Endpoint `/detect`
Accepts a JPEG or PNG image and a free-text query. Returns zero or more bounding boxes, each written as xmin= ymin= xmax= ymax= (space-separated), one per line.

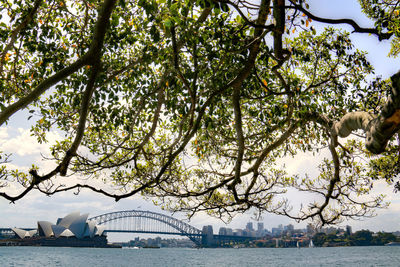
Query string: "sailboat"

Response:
xmin=297 ymin=241 xmax=300 ymax=248
xmin=309 ymin=239 xmax=314 ymax=248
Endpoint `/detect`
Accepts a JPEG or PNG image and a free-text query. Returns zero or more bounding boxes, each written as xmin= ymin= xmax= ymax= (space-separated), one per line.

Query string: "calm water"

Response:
xmin=1 ymin=246 xmax=400 ymax=266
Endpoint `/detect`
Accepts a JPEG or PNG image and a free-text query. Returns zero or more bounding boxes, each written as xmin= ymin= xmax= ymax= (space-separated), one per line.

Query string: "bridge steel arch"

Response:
xmin=88 ymin=210 xmax=203 ymax=246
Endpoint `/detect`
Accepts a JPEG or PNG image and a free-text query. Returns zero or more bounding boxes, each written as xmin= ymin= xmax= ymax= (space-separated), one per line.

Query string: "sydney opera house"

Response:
xmin=8 ymin=212 xmax=117 ymax=248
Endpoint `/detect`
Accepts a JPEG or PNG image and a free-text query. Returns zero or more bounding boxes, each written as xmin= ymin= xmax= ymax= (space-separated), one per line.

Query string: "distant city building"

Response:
xmin=219 ymin=227 xmax=227 ymax=235
xmin=346 ymin=225 xmax=352 ymax=235
xmin=202 ymin=225 xmax=213 ymax=235
xmin=202 ymin=225 xmax=214 ymax=246
xmin=322 ymin=226 xmax=339 ymax=235
xmin=392 ymin=231 xmax=400 ymax=237
xmin=226 ymin=228 xmax=233 ymax=235
xmin=256 ymin=222 xmax=265 ymax=237
xmin=219 ymin=227 xmax=233 ymax=236
xmin=284 ymin=224 xmax=294 ymax=232
xmin=271 ymin=227 xmax=282 ymax=237
xmin=234 ymin=229 xmax=244 ymax=236
xmin=306 ymin=224 xmax=315 ymax=235
xmin=246 ymin=222 xmax=254 ymax=231
xmin=126 ymin=236 xmax=206 ymax=248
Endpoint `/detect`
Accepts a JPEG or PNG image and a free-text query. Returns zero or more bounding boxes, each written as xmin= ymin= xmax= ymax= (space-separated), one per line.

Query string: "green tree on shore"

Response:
xmin=312 ymin=230 xmax=398 ymax=247
xmin=1 ymin=0 xmax=400 ymax=226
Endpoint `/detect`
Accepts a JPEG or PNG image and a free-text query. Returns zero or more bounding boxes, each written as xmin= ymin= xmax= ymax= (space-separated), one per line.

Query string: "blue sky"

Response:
xmin=1 ymin=0 xmax=400 ymax=242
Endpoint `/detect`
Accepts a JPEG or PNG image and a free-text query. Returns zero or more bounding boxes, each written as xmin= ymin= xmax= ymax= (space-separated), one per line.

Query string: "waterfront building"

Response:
xmin=11 ymin=228 xmax=37 ymax=239
xmin=34 ymin=212 xmax=106 ymax=239
xmin=7 ymin=212 xmax=114 ymax=248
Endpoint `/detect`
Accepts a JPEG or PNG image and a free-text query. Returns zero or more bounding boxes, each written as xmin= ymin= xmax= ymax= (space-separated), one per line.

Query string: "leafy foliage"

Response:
xmin=313 ymin=230 xmax=397 ymax=247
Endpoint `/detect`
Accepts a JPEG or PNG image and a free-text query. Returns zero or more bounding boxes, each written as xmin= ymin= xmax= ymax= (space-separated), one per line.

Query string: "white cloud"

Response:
xmin=0 ymin=128 xmax=61 ymax=157
xmin=0 ymin=127 xmax=8 ymax=140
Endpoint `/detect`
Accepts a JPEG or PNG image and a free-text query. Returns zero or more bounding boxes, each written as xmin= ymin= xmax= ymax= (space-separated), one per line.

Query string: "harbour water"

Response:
xmin=1 ymin=246 xmax=400 ymax=266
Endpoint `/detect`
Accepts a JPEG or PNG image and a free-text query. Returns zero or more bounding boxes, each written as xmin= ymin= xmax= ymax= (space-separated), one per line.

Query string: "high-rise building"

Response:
xmin=246 ymin=222 xmax=254 ymax=231
xmin=202 ymin=225 xmax=214 ymax=246
xmin=285 ymin=224 xmax=294 ymax=232
xmin=202 ymin=225 xmax=213 ymax=235
xmin=257 ymin=222 xmax=264 ymax=231
xmin=306 ymin=224 xmax=315 ymax=235
xmin=234 ymin=229 xmax=244 ymax=236
xmin=346 ymin=225 xmax=352 ymax=235
xmin=219 ymin=227 xmax=234 ymax=236
xmin=271 ymin=227 xmax=282 ymax=236
xmin=219 ymin=227 xmax=227 ymax=235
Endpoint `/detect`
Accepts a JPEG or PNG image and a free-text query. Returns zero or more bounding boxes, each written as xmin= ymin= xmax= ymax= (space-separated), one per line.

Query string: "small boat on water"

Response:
xmin=309 ymin=240 xmax=314 ymax=248
xmin=385 ymin=242 xmax=400 ymax=246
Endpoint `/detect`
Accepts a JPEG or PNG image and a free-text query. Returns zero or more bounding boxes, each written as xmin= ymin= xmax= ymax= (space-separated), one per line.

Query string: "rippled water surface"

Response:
xmin=1 ymin=246 xmax=400 ymax=266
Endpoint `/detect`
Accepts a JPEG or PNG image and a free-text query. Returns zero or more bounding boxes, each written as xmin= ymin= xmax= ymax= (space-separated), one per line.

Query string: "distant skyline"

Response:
xmin=1 ymin=0 xmax=400 ymax=242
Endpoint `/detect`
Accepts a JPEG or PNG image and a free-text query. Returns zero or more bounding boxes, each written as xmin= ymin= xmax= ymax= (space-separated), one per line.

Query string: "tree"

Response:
xmin=371 ymin=231 xmax=397 ymax=245
xmin=349 ymin=230 xmax=373 ymax=246
xmin=0 ymin=0 xmax=400 ymax=227
xmin=312 ymin=232 xmax=327 ymax=247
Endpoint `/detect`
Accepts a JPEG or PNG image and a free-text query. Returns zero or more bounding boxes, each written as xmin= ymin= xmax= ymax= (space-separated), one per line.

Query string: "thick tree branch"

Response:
xmin=59 ymin=64 xmax=102 ymax=175
xmin=273 ymin=0 xmax=285 ymax=60
xmin=332 ymin=71 xmax=400 ymax=154
xmin=0 ymin=56 xmax=89 ymax=126
xmin=226 ymin=0 xmax=271 ymax=203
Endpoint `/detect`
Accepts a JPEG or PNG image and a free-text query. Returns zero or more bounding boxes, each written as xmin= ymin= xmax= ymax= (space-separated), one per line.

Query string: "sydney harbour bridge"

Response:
xmin=0 ymin=210 xmax=255 ymax=247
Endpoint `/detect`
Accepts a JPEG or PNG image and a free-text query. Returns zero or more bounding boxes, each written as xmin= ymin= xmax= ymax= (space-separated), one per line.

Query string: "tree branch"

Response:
xmin=229 ymin=0 xmax=270 ymax=197
xmin=332 ymin=70 xmax=400 ymax=154
xmin=0 ymin=0 xmax=118 ymax=126
xmin=0 ymin=0 xmax=43 ymax=73
xmin=288 ymin=0 xmax=392 ymax=40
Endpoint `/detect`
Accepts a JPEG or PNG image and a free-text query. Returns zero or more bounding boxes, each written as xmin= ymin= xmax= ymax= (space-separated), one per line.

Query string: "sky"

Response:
xmin=1 ymin=0 xmax=400 ymax=242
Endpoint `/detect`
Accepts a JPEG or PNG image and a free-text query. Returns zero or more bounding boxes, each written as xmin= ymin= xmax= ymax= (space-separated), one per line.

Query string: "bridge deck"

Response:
xmin=104 ymin=230 xmax=202 ymax=236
